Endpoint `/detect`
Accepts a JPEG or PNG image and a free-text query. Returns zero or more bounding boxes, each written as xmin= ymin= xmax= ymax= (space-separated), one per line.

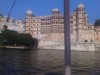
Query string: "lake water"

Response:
xmin=0 ymin=49 xmax=100 ymax=75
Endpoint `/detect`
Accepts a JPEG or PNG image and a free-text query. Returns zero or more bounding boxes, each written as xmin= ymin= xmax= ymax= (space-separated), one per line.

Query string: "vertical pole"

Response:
xmin=7 ymin=0 xmax=16 ymax=22
xmin=0 ymin=16 xmax=1 ymax=32
xmin=64 ymin=0 xmax=71 ymax=75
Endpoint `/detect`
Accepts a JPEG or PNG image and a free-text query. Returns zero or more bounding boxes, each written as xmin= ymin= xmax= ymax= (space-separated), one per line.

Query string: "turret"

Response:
xmin=25 ymin=9 xmax=33 ymax=34
xmin=26 ymin=9 xmax=33 ymax=17
xmin=75 ymin=3 xmax=86 ymax=42
xmin=52 ymin=8 xmax=60 ymax=15
xmin=76 ymin=3 xmax=86 ymax=25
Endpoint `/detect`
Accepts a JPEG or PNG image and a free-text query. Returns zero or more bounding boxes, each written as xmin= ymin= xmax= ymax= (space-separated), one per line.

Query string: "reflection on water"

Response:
xmin=0 ymin=49 xmax=100 ymax=75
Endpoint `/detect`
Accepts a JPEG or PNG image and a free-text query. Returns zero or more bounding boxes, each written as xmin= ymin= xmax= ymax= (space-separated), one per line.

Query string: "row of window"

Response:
xmin=53 ymin=26 xmax=64 ymax=29
xmin=27 ymin=17 xmax=64 ymax=22
xmin=52 ymin=17 xmax=64 ymax=19
xmin=41 ymin=27 xmax=51 ymax=30
xmin=71 ymin=14 xmax=86 ymax=19
xmin=74 ymin=8 xmax=85 ymax=12
xmin=28 ymin=18 xmax=64 ymax=22
xmin=28 ymin=21 xmax=64 ymax=26
xmin=77 ymin=8 xmax=84 ymax=11
xmin=41 ymin=17 xmax=64 ymax=21
xmin=86 ymin=26 xmax=92 ymax=29
xmin=52 ymin=21 xmax=64 ymax=24
xmin=41 ymin=23 xmax=50 ymax=25
xmin=41 ymin=22 xmax=64 ymax=25
xmin=70 ymin=20 xmax=84 ymax=23
xmin=53 ymin=30 xmax=64 ymax=33
xmin=52 ymin=11 xmax=59 ymax=14
xmin=41 ymin=31 xmax=52 ymax=34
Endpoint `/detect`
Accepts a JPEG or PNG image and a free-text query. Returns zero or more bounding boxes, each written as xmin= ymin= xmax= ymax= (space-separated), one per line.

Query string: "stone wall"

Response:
xmin=71 ymin=43 xmax=95 ymax=51
xmin=39 ymin=40 xmax=96 ymax=52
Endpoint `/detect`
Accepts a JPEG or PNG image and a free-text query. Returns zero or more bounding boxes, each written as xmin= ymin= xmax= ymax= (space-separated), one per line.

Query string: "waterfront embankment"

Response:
xmin=0 ymin=46 xmax=34 ymax=49
xmin=39 ymin=40 xmax=100 ymax=52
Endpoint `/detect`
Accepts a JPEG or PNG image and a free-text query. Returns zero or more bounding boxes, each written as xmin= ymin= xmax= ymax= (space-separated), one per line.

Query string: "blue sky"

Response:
xmin=0 ymin=0 xmax=100 ymax=23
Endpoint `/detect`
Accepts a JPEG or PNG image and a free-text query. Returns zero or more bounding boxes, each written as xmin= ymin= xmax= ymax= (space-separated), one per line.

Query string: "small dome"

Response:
xmin=11 ymin=18 xmax=14 ymax=20
xmin=78 ymin=3 xmax=84 ymax=8
xmin=4 ymin=15 xmax=7 ymax=18
xmin=26 ymin=9 xmax=32 ymax=14
xmin=52 ymin=8 xmax=59 ymax=11
xmin=85 ymin=14 xmax=88 ymax=16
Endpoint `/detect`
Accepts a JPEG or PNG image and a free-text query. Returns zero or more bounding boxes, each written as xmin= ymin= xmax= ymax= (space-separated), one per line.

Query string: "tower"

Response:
xmin=25 ymin=10 xmax=33 ymax=34
xmin=51 ymin=8 xmax=63 ymax=33
xmin=52 ymin=8 xmax=60 ymax=15
xmin=75 ymin=3 xmax=86 ymax=42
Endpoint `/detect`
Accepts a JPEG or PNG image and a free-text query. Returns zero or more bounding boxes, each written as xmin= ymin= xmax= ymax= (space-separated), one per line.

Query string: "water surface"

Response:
xmin=0 ymin=49 xmax=100 ymax=75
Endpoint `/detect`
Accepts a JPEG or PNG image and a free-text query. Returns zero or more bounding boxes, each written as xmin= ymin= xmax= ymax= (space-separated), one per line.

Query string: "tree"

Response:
xmin=95 ymin=19 xmax=100 ymax=26
xmin=3 ymin=25 xmax=8 ymax=31
xmin=0 ymin=29 xmax=39 ymax=48
xmin=1 ymin=30 xmax=18 ymax=45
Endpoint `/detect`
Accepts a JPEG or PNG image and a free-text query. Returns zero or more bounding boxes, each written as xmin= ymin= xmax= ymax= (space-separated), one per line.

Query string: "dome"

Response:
xmin=26 ymin=9 xmax=32 ymax=14
xmin=78 ymin=3 xmax=84 ymax=8
xmin=4 ymin=15 xmax=7 ymax=18
xmin=85 ymin=14 xmax=88 ymax=16
xmin=52 ymin=8 xmax=59 ymax=11
xmin=11 ymin=18 xmax=14 ymax=20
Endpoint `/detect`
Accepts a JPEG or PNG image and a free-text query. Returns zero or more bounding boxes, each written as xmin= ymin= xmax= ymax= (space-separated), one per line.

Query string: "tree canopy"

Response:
xmin=95 ymin=19 xmax=100 ymax=26
xmin=0 ymin=28 xmax=38 ymax=48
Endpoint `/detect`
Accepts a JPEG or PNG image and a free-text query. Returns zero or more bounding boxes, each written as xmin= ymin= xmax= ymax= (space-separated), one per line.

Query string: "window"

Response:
xmin=79 ymin=9 xmax=81 ymax=11
xmin=97 ymin=38 xmax=98 ymax=40
xmin=70 ymin=21 xmax=73 ymax=23
xmin=71 ymin=16 xmax=73 ymax=19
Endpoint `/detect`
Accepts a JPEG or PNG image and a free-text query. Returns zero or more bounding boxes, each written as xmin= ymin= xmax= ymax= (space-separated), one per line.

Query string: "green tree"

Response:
xmin=0 ymin=29 xmax=39 ymax=48
xmin=3 ymin=25 xmax=8 ymax=31
xmin=1 ymin=30 xmax=18 ymax=45
xmin=95 ymin=19 xmax=100 ymax=26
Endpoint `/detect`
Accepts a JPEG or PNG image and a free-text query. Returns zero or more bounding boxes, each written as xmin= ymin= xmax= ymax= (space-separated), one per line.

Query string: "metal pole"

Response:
xmin=7 ymin=0 xmax=16 ymax=22
xmin=0 ymin=17 xmax=1 ymax=31
xmin=64 ymin=0 xmax=71 ymax=75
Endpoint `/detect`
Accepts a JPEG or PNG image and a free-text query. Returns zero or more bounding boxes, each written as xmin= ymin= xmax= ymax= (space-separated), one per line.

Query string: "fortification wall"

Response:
xmin=39 ymin=40 xmax=96 ymax=51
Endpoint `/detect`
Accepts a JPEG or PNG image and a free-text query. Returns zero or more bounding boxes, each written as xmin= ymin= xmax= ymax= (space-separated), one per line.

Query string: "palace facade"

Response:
xmin=25 ymin=3 xmax=100 ymax=44
xmin=0 ymin=3 xmax=100 ymax=50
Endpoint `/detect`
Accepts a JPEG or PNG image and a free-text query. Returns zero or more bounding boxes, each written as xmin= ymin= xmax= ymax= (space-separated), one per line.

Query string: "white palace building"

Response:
xmin=0 ymin=14 xmax=25 ymax=33
xmin=1 ymin=3 xmax=100 ymax=51
xmin=25 ymin=3 xmax=100 ymax=51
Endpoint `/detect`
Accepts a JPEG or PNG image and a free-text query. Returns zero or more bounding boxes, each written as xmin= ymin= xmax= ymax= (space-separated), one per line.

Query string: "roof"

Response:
xmin=78 ymin=3 xmax=84 ymax=8
xmin=52 ymin=8 xmax=59 ymax=11
xmin=26 ymin=9 xmax=32 ymax=14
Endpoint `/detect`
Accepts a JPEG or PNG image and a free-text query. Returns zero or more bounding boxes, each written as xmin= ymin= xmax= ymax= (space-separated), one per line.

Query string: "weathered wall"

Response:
xmin=39 ymin=40 xmax=96 ymax=51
